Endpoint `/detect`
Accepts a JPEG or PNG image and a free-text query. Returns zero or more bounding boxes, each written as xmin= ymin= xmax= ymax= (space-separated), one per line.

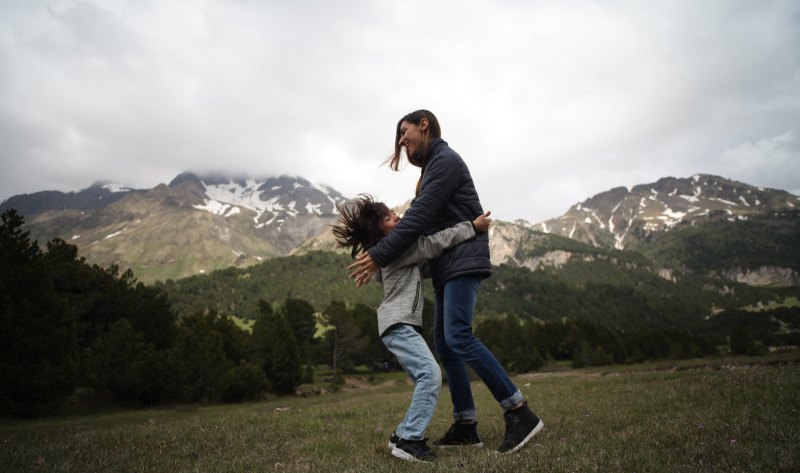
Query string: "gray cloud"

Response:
xmin=1 ymin=0 xmax=798 ymax=223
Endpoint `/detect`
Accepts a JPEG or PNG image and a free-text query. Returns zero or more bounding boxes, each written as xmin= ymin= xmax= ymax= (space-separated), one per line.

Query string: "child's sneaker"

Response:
xmin=497 ymin=402 xmax=544 ymax=454
xmin=391 ymin=438 xmax=437 ymax=463
xmin=433 ymin=422 xmax=484 ymax=448
xmin=387 ymin=431 xmax=399 ymax=449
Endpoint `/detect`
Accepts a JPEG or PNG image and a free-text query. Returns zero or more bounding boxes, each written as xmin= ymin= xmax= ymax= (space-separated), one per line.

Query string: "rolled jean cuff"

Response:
xmin=499 ymin=389 xmax=525 ymax=411
xmin=453 ymin=409 xmax=477 ymax=422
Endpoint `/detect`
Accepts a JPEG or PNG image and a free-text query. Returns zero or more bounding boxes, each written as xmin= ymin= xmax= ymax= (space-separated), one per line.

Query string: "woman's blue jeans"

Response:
xmin=434 ymin=276 xmax=524 ymax=421
xmin=381 ymin=324 xmax=442 ymax=440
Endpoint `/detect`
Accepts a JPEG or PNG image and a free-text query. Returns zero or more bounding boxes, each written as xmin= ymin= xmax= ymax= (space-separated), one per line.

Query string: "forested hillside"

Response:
xmin=627 ymin=210 xmax=800 ymax=278
xmin=3 ymin=208 xmax=799 ymax=417
xmin=162 ymin=249 xmax=796 ymax=330
xmin=0 ymin=210 xmax=315 ymax=416
xmin=157 ymin=251 xmax=383 ymax=319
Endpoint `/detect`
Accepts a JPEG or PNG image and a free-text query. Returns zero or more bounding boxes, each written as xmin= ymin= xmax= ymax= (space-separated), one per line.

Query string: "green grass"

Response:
xmin=744 ymin=296 xmax=800 ymax=312
xmin=230 ymin=316 xmax=255 ymax=333
xmin=2 ymin=356 xmax=799 ymax=472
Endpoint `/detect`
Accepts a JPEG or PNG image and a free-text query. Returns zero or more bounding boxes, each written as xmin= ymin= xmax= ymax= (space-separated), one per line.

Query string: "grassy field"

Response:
xmin=2 ymin=355 xmax=799 ymax=472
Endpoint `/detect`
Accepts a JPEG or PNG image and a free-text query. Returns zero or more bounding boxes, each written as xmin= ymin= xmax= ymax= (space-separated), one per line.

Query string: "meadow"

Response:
xmin=1 ymin=354 xmax=798 ymax=473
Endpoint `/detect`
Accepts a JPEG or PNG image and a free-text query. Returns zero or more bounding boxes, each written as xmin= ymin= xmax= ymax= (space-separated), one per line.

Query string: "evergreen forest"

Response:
xmin=2 ymin=209 xmax=798 ymax=417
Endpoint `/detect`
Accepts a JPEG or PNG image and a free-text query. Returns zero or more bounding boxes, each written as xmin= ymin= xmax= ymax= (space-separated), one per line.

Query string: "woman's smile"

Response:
xmin=398 ymin=120 xmax=425 ymax=165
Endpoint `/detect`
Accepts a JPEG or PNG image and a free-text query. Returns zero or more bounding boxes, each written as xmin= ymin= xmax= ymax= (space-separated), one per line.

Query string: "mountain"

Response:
xmin=522 ymin=174 xmax=800 ymax=287
xmin=531 ymin=174 xmax=799 ymax=249
xmin=0 ymin=181 xmax=138 ymax=215
xmin=294 ymin=200 xmax=799 ymax=289
xmin=4 ymin=172 xmax=799 ymax=289
xmin=292 ymin=201 xmax=598 ymax=269
xmin=2 ymin=172 xmax=347 ymax=282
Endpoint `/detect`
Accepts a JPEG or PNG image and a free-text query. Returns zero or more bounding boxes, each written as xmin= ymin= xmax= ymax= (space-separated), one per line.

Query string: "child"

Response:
xmin=331 ymin=194 xmax=491 ymax=463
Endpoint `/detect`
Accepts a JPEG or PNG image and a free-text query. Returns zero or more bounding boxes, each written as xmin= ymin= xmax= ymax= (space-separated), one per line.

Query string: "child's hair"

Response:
xmin=331 ymin=194 xmax=391 ymax=258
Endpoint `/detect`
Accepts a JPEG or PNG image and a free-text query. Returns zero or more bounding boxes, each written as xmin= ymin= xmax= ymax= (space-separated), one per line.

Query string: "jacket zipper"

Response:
xmin=412 ymin=280 xmax=421 ymax=312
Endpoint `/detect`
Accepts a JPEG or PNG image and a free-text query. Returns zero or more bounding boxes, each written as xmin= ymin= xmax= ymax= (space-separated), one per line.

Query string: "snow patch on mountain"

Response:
xmin=306 ymin=202 xmax=322 ymax=215
xmin=652 ymin=211 xmax=684 ymax=228
xmin=286 ymin=201 xmax=298 ymax=217
xmin=710 ymin=197 xmax=738 ymax=206
xmin=102 ymin=182 xmax=133 ymax=193
xmin=190 ymin=176 xmax=345 ymax=228
xmin=195 ymin=199 xmax=235 ymax=216
xmin=104 ymin=229 xmax=125 ymax=239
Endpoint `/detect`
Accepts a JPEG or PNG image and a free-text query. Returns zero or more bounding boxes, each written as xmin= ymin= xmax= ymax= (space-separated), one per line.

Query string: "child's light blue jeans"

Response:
xmin=381 ymin=324 xmax=442 ymax=441
xmin=434 ymin=276 xmax=524 ymax=422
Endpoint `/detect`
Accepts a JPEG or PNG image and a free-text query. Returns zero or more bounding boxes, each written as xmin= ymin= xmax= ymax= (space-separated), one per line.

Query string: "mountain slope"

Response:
xmin=532 ymin=174 xmax=799 ymax=249
xmin=161 ymin=246 xmax=796 ymax=331
xmin=11 ymin=172 xmax=347 ymax=282
xmin=5 ymin=172 xmax=799 ymax=288
xmin=0 ymin=181 xmax=138 ymax=215
xmin=626 ymin=209 xmax=800 ymax=285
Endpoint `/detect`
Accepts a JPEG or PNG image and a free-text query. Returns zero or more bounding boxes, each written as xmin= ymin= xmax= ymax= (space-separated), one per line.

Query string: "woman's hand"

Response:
xmin=472 ymin=211 xmax=492 ymax=233
xmin=347 ymin=252 xmax=379 ymax=288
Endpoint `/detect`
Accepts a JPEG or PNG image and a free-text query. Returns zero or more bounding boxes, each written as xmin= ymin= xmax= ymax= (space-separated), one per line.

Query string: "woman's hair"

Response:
xmin=387 ymin=109 xmax=442 ymax=171
xmin=331 ymin=194 xmax=391 ymax=258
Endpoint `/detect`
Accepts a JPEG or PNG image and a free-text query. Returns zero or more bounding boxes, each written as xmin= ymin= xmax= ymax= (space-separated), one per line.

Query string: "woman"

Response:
xmin=348 ymin=110 xmax=543 ymax=454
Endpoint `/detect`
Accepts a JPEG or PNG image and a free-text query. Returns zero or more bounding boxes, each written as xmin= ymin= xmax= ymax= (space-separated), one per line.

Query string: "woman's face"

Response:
xmin=398 ymin=119 xmax=427 ymax=165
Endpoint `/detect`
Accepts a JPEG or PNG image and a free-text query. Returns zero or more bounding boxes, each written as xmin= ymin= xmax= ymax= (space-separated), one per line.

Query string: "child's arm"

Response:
xmin=389 ymin=211 xmax=492 ymax=269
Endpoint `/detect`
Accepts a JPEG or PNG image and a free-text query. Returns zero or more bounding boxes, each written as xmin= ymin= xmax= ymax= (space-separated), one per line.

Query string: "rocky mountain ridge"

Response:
xmin=0 ymin=181 xmax=137 ymax=216
xmin=3 ymin=172 xmax=798 ymax=286
xmin=530 ymin=174 xmax=799 ymax=249
xmin=2 ymin=172 xmax=346 ymax=282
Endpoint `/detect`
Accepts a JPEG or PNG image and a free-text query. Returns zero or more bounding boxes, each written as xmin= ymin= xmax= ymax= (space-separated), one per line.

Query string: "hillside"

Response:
xmin=532 ymin=174 xmax=800 ymax=250
xmin=161 ymin=247 xmax=797 ymax=331
xmin=0 ymin=181 xmax=137 ymax=215
xmin=157 ymin=251 xmax=383 ymax=319
xmin=3 ymin=172 xmax=798 ymax=289
xmin=627 ymin=209 xmax=800 ymax=285
xmin=4 ymin=173 xmax=347 ymax=282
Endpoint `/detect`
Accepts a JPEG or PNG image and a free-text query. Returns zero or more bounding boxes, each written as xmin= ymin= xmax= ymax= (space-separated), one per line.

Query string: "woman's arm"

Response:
xmin=349 ymin=209 xmax=490 ymax=288
xmin=370 ymin=154 xmax=462 ymax=265
xmin=348 ymin=155 xmax=462 ymax=287
xmin=392 ymin=212 xmax=491 ymax=268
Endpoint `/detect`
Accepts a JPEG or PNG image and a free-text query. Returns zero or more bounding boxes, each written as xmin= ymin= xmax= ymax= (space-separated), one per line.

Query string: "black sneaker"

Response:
xmin=497 ymin=402 xmax=544 ymax=454
xmin=391 ymin=438 xmax=437 ymax=463
xmin=433 ymin=422 xmax=484 ymax=448
xmin=387 ymin=432 xmax=399 ymax=449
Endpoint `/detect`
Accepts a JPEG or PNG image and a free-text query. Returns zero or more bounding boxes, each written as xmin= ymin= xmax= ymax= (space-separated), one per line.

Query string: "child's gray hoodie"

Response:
xmin=374 ymin=222 xmax=477 ymax=337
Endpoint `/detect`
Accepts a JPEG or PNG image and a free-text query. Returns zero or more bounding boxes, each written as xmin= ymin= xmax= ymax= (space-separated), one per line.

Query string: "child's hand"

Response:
xmin=473 ymin=211 xmax=492 ymax=232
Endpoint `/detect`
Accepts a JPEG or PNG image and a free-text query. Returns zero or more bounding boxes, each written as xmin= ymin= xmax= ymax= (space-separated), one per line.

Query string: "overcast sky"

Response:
xmin=1 ymin=0 xmax=798 ymax=223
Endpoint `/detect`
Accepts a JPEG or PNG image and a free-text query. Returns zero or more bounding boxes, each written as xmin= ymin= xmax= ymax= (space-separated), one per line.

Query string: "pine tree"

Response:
xmin=0 ymin=210 xmax=78 ymax=416
xmin=283 ymin=298 xmax=316 ymax=345
xmin=283 ymin=298 xmax=316 ymax=367
xmin=167 ymin=313 xmax=232 ymax=402
xmin=729 ymin=326 xmax=754 ymax=355
xmin=88 ymin=318 xmax=165 ymax=404
xmin=252 ymin=300 xmax=302 ymax=394
xmin=323 ymin=301 xmax=368 ymax=385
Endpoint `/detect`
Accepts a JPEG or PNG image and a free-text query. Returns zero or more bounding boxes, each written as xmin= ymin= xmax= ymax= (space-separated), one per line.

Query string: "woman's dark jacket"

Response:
xmin=367 ymin=138 xmax=491 ymax=289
